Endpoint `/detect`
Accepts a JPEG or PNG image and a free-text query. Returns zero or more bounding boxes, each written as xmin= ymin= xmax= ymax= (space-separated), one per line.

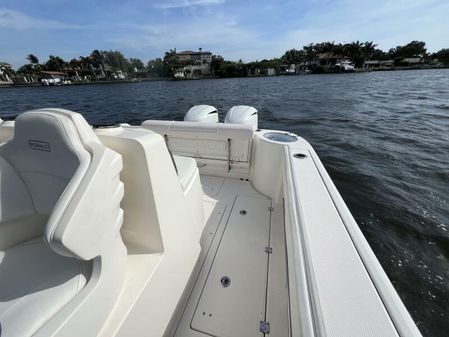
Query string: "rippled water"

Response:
xmin=1 ymin=69 xmax=448 ymax=337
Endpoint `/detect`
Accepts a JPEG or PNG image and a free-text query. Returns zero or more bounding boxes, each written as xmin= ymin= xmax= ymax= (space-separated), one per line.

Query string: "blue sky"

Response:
xmin=1 ymin=0 xmax=448 ymax=68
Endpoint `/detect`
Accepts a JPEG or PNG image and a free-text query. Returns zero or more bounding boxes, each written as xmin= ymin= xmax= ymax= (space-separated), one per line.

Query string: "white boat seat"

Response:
xmin=141 ymin=120 xmax=255 ymax=178
xmin=0 ymin=109 xmax=125 ymax=336
xmin=174 ymin=155 xmax=198 ymax=191
xmin=0 ymin=214 xmax=48 ymax=250
xmin=0 ymin=238 xmax=91 ymax=337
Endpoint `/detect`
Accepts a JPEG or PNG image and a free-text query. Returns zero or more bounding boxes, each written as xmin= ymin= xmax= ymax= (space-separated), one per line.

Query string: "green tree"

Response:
xmin=90 ymin=50 xmax=106 ymax=77
xmin=363 ymin=41 xmax=377 ymax=61
xmin=102 ymin=50 xmax=130 ymax=73
xmin=26 ymin=54 xmax=39 ymax=66
xmin=281 ymin=49 xmax=305 ymax=64
xmin=129 ymin=58 xmax=145 ymax=71
xmin=162 ymin=49 xmax=180 ymax=77
xmin=434 ymin=49 xmax=449 ymax=65
xmin=211 ymin=55 xmax=224 ymax=76
xmin=147 ymin=58 xmax=164 ymax=77
xmin=45 ymin=55 xmax=66 ymax=72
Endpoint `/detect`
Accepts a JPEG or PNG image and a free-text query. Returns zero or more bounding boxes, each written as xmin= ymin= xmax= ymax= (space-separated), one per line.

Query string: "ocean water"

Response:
xmin=1 ymin=69 xmax=448 ymax=337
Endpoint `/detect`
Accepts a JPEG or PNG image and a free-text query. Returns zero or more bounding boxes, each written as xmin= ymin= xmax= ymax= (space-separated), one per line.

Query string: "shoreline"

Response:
xmin=1 ymin=66 xmax=447 ymax=88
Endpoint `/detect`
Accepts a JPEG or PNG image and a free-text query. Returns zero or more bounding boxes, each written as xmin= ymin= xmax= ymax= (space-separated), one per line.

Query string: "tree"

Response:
xmin=26 ymin=54 xmax=39 ymax=66
xmin=147 ymin=58 xmax=164 ymax=77
xmin=434 ymin=49 xmax=449 ymax=65
xmin=281 ymin=49 xmax=305 ymax=64
xmin=45 ymin=55 xmax=66 ymax=72
xmin=90 ymin=50 xmax=106 ymax=77
xmin=389 ymin=41 xmax=427 ymax=59
xmin=211 ymin=55 xmax=224 ymax=76
xmin=129 ymin=58 xmax=145 ymax=71
xmin=102 ymin=50 xmax=129 ymax=73
xmin=163 ymin=49 xmax=180 ymax=77
xmin=363 ymin=41 xmax=377 ymax=61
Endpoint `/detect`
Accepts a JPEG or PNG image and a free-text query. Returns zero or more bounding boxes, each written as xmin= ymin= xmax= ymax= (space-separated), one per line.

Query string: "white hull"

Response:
xmin=0 ymin=110 xmax=422 ymax=337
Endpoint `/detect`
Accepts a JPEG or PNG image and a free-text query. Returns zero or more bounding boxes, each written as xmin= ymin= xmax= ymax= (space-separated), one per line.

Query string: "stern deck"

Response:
xmin=172 ymin=176 xmax=290 ymax=337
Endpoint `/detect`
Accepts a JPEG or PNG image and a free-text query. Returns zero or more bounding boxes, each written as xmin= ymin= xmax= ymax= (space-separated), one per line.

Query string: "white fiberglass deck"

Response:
xmin=172 ymin=176 xmax=290 ymax=337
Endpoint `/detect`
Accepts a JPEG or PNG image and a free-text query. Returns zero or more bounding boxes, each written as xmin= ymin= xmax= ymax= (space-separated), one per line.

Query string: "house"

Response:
xmin=175 ymin=48 xmax=212 ymax=76
xmin=176 ymin=48 xmax=212 ymax=65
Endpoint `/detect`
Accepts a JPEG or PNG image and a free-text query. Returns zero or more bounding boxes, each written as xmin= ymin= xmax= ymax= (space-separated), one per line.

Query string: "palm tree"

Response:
xmin=346 ymin=40 xmax=364 ymax=67
xmin=363 ymin=41 xmax=377 ymax=61
xmin=26 ymin=54 xmax=39 ymax=66
xmin=90 ymin=50 xmax=106 ymax=77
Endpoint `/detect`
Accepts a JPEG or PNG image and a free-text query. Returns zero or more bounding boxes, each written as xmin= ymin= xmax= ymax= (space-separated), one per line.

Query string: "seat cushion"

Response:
xmin=0 ymin=214 xmax=48 ymax=250
xmin=174 ymin=155 xmax=198 ymax=191
xmin=0 ymin=238 xmax=91 ymax=337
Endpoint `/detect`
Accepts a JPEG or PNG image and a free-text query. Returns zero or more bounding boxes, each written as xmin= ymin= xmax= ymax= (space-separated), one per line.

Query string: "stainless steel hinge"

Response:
xmin=268 ymin=206 xmax=274 ymax=212
xmin=260 ymin=321 xmax=270 ymax=334
xmin=265 ymin=246 xmax=272 ymax=254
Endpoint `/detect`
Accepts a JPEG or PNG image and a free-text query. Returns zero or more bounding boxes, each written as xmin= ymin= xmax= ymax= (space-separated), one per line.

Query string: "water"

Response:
xmin=1 ymin=69 xmax=448 ymax=337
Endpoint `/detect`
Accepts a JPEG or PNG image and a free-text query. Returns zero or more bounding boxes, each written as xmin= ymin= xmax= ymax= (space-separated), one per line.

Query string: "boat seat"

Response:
xmin=0 ymin=214 xmax=48 ymax=250
xmin=0 ymin=238 xmax=90 ymax=337
xmin=0 ymin=109 xmax=124 ymax=337
xmin=174 ymin=155 xmax=198 ymax=191
xmin=141 ymin=120 xmax=255 ymax=178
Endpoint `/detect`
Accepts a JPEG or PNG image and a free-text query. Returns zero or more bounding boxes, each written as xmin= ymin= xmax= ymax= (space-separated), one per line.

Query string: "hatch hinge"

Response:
xmin=268 ymin=206 xmax=274 ymax=212
xmin=265 ymin=246 xmax=272 ymax=254
xmin=260 ymin=321 xmax=270 ymax=334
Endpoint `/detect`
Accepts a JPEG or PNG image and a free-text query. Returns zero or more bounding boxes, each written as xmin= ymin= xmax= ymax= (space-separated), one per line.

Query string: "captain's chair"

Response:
xmin=0 ymin=109 xmax=126 ymax=337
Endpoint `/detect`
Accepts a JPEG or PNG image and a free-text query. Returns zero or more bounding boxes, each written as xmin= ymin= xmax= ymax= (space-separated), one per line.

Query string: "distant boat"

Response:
xmin=335 ymin=60 xmax=356 ymax=72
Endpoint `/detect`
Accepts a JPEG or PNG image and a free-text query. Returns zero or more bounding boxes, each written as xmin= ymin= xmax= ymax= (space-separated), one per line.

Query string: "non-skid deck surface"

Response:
xmin=173 ymin=176 xmax=289 ymax=337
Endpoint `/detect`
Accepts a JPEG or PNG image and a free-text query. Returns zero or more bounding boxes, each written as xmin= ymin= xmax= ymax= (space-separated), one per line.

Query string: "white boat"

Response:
xmin=335 ymin=60 xmax=356 ymax=72
xmin=0 ymin=107 xmax=422 ymax=337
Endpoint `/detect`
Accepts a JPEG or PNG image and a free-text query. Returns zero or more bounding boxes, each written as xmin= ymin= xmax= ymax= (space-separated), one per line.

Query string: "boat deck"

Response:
xmin=172 ymin=176 xmax=290 ymax=337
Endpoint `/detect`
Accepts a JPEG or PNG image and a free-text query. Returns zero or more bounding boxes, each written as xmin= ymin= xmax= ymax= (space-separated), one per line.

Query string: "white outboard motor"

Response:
xmin=184 ymin=105 xmax=219 ymax=123
xmin=224 ymin=105 xmax=258 ymax=129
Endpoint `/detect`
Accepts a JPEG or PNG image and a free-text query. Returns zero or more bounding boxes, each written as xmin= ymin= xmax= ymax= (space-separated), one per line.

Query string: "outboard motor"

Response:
xmin=184 ymin=105 xmax=219 ymax=123
xmin=224 ymin=105 xmax=258 ymax=129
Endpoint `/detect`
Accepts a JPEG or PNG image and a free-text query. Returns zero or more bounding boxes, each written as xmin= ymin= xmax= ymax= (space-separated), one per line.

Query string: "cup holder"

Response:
xmin=263 ymin=132 xmax=298 ymax=143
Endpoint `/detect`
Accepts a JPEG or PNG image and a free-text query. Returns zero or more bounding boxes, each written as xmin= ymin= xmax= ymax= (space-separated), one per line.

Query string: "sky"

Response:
xmin=1 ymin=0 xmax=448 ymax=68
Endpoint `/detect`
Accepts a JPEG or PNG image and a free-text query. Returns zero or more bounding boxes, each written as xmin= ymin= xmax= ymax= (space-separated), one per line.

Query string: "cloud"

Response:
xmin=0 ymin=7 xmax=83 ymax=30
xmin=155 ymin=0 xmax=225 ymax=9
xmin=273 ymin=0 xmax=449 ymax=54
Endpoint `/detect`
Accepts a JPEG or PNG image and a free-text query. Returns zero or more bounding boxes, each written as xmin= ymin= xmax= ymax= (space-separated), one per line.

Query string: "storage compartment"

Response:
xmin=191 ymin=195 xmax=271 ymax=337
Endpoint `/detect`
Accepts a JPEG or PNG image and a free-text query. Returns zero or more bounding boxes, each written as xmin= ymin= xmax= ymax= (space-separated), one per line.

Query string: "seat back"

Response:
xmin=0 ymin=110 xmax=89 ymax=216
xmin=0 ymin=109 xmax=124 ymax=260
xmin=142 ymin=120 xmax=255 ymax=178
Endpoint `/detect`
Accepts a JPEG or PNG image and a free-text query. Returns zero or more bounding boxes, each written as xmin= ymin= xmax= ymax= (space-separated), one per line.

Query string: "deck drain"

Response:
xmin=293 ymin=153 xmax=307 ymax=159
xmin=240 ymin=210 xmax=247 ymax=215
xmin=220 ymin=276 xmax=231 ymax=288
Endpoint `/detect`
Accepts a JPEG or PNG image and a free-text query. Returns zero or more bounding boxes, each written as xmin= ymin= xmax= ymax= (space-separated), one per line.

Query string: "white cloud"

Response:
xmin=0 ymin=7 xmax=83 ymax=30
xmin=109 ymin=14 xmax=257 ymax=60
xmin=274 ymin=0 xmax=449 ymax=54
xmin=155 ymin=0 xmax=225 ymax=9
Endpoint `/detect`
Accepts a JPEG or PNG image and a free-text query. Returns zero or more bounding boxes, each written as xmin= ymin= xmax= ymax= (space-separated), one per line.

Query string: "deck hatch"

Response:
xmin=191 ymin=195 xmax=271 ymax=337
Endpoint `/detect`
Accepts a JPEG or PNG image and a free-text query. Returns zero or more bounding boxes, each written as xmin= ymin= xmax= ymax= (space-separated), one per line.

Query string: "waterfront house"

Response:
xmin=176 ymin=48 xmax=212 ymax=76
